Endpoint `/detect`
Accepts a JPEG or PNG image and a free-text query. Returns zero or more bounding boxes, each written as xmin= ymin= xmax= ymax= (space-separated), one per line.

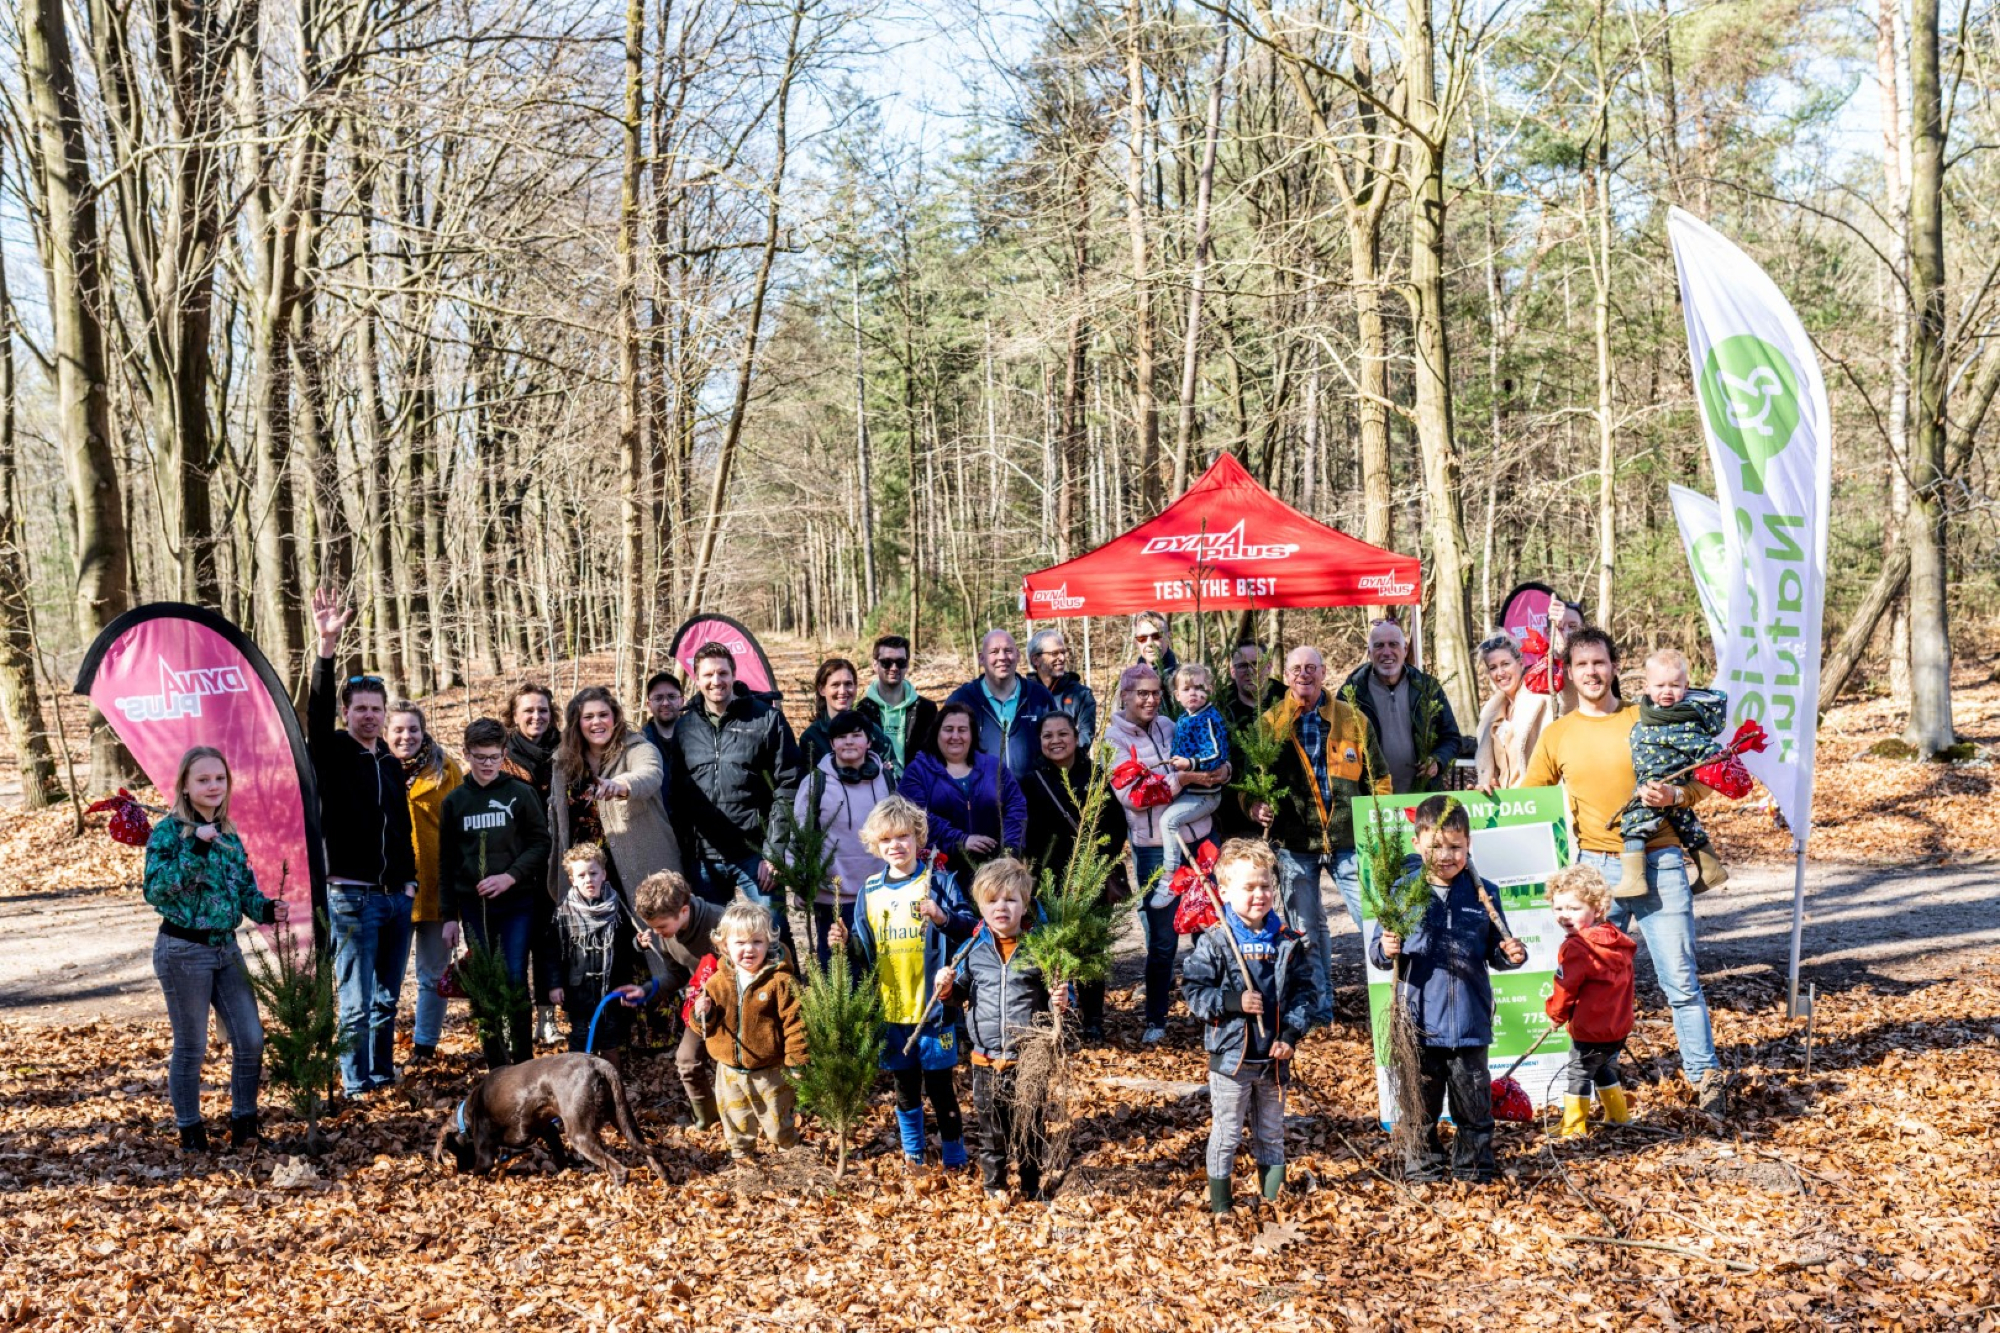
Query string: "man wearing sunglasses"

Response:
xmin=308 ymin=588 xmax=420 ymax=1099
xmin=858 ymin=635 xmax=938 ymax=772
xmin=1131 ymin=612 xmax=1181 ymax=718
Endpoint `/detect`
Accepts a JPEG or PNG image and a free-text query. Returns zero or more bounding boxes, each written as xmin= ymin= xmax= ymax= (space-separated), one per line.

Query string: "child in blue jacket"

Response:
xmin=827 ymin=795 xmax=979 ymax=1171
xmin=1368 ymin=795 xmax=1527 ymax=1183
xmin=1182 ymin=838 xmax=1316 ymax=1213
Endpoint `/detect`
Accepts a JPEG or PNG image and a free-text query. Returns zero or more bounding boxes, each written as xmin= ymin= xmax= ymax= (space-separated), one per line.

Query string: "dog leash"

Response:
xmin=587 ymin=979 xmax=658 ymax=1056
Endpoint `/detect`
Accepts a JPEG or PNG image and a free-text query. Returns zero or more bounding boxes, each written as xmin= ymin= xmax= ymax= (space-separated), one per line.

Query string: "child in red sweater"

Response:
xmin=1545 ymin=865 xmax=1638 ymax=1136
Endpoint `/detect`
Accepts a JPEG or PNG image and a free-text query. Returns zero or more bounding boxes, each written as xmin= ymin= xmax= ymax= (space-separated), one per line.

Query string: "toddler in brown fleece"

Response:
xmin=693 ymin=902 xmax=807 ymax=1161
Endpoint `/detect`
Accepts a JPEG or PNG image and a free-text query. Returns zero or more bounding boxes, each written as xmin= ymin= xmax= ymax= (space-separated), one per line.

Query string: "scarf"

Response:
xmin=1224 ymin=904 xmax=1284 ymax=959
xmin=400 ymin=735 xmax=439 ymax=785
xmin=506 ymin=727 xmax=559 ymax=789
xmin=1638 ymin=696 xmax=1706 ymax=727
xmin=561 ymin=890 xmax=623 ymax=993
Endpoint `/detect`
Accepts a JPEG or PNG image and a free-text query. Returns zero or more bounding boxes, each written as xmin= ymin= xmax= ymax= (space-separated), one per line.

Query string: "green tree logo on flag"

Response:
xmin=1698 ymin=334 xmax=1801 ymax=494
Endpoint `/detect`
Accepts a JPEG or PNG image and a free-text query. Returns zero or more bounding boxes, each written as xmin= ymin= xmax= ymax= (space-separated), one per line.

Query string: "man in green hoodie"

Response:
xmin=858 ymin=634 xmax=938 ymax=772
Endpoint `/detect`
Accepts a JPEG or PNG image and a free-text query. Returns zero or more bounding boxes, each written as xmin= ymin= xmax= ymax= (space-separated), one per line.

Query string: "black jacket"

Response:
xmin=857 ymin=690 xmax=939 ymax=769
xmin=1021 ymin=754 xmax=1127 ymax=884
xmin=308 ymin=656 xmax=418 ymax=888
xmin=668 ymin=693 xmax=806 ymax=865
xmin=437 ymin=774 xmax=552 ymax=918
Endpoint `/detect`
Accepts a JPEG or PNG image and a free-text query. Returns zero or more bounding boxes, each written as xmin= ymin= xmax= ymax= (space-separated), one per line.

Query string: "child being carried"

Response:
xmin=1160 ymin=664 xmax=1230 ymax=875
xmin=1621 ymin=648 xmax=1728 ymax=896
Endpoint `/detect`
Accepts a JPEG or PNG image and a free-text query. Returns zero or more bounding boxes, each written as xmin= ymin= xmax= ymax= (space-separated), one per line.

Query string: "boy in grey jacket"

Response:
xmin=1182 ymin=838 xmax=1315 ymax=1214
xmin=936 ymin=857 xmax=1063 ymax=1201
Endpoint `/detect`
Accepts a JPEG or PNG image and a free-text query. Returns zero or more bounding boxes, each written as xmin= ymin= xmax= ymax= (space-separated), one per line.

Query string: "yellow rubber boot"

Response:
xmin=1558 ymin=1095 xmax=1591 ymax=1137
xmin=1599 ymin=1084 xmax=1632 ymax=1125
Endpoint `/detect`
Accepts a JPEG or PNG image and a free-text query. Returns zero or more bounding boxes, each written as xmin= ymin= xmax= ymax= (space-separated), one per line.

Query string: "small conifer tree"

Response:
xmin=247 ymin=880 xmax=347 ymax=1155
xmin=792 ymin=948 xmax=883 ymax=1177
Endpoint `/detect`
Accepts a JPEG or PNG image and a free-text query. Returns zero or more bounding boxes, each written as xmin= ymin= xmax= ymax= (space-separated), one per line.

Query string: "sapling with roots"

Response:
xmin=246 ymin=872 xmax=347 ymax=1155
xmin=793 ymin=948 xmax=883 ymax=1177
xmin=1014 ymin=761 xmax=1128 ymax=1174
xmin=1360 ymin=785 xmax=1434 ymax=1166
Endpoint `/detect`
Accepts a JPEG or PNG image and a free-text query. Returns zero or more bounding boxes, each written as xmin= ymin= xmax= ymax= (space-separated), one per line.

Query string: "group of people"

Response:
xmin=138 ymin=594 xmax=1728 ymax=1200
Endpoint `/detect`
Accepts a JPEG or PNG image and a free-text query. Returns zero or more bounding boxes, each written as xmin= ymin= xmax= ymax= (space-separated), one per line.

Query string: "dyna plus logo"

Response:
xmin=1140 ymin=521 xmax=1299 ymax=561
xmin=114 ymin=657 xmax=252 ymax=722
xmin=1031 ymin=583 xmax=1086 ymax=612
xmin=1358 ymin=571 xmax=1416 ymax=598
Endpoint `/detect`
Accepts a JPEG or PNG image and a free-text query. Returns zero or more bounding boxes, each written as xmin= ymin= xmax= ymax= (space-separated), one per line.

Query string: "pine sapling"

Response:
xmin=792 ymin=948 xmax=883 ymax=1177
xmin=1227 ymin=711 xmax=1290 ymax=827
xmin=1358 ymin=780 xmax=1433 ymax=1163
xmin=770 ymin=787 xmax=840 ymax=938
xmin=246 ymin=870 xmax=346 ymax=1155
xmin=458 ymin=833 xmax=528 ymax=1061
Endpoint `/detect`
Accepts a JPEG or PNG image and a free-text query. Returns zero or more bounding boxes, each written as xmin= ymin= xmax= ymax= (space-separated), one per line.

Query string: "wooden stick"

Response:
xmin=902 ymin=928 xmax=984 ymax=1055
xmin=1172 ymin=828 xmax=1269 ymax=1040
xmin=1554 ymin=1233 xmax=1758 ymax=1274
xmin=1496 ymin=1018 xmax=1566 ymax=1083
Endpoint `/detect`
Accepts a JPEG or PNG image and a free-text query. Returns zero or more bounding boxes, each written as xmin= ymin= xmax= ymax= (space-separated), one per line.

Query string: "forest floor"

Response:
xmin=0 ymin=644 xmax=1996 ymax=1328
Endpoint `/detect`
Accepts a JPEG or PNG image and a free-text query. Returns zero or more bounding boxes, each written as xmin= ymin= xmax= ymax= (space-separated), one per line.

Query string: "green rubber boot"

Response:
xmin=1208 ymin=1177 xmax=1234 ymax=1214
xmin=1259 ymin=1162 xmax=1286 ymax=1202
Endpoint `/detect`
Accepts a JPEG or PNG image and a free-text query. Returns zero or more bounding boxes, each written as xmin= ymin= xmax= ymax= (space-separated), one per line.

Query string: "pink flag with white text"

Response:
xmin=75 ymin=605 xmax=322 ymax=944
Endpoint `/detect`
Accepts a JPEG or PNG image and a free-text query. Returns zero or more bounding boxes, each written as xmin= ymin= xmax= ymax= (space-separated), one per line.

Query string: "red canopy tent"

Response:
xmin=1022 ymin=453 xmax=1421 ymax=620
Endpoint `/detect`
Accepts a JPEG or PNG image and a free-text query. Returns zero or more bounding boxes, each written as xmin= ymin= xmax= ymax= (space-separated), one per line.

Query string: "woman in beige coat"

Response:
xmin=1475 ymin=634 xmax=1555 ymax=793
xmin=548 ymin=686 xmax=683 ymax=904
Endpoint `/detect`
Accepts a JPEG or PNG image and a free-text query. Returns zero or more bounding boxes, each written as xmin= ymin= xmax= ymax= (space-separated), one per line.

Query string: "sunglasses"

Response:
xmin=877 ymin=657 xmax=908 ymax=669
xmin=1134 ymin=632 xmax=1162 ymax=643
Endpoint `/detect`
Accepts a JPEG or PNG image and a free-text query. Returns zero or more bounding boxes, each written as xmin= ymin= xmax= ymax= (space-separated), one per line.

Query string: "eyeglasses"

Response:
xmin=877 ymin=657 xmax=908 ymax=669
xmin=1134 ymin=632 xmax=1162 ymax=643
xmin=1285 ymin=664 xmax=1322 ymax=677
xmin=1132 ymin=689 xmax=1163 ymax=701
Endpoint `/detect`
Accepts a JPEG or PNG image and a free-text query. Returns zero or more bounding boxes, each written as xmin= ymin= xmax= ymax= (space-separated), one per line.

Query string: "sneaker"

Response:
xmin=535 ymin=1006 xmax=562 ymax=1046
xmin=984 ymin=1188 xmax=1009 ymax=1202
xmin=1141 ymin=1026 xmax=1167 ymax=1045
xmin=1696 ymin=1071 xmax=1728 ymax=1119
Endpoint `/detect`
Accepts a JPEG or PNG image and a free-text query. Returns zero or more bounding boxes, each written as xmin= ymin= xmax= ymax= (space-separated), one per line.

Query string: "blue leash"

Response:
xmin=586 ymin=978 xmax=657 ymax=1055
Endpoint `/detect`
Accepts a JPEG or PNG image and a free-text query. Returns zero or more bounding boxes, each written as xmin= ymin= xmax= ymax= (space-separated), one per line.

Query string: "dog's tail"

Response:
xmin=601 ymin=1057 xmax=668 ymax=1182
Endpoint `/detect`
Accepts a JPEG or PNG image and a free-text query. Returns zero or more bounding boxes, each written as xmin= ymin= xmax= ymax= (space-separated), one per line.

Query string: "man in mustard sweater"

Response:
xmin=1524 ymin=627 xmax=1724 ymax=1119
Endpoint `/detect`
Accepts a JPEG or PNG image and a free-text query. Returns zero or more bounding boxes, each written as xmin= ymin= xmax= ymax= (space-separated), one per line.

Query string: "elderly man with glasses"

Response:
xmin=946 ymin=629 xmax=1056 ymax=778
xmin=1243 ymin=645 xmax=1391 ymax=1030
xmin=857 ymin=635 xmax=940 ymax=773
xmin=1026 ymin=628 xmax=1097 ymax=747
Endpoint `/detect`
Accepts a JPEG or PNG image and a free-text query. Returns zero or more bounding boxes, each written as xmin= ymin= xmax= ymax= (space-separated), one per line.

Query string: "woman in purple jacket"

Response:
xmin=898 ymin=702 xmax=1026 ymax=888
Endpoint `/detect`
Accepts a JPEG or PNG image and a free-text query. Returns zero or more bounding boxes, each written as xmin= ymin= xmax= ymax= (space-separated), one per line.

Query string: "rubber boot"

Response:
xmin=895 ymin=1107 xmax=927 ymax=1166
xmin=940 ymin=1139 xmax=969 ymax=1171
xmin=1258 ymin=1163 xmax=1286 ymax=1203
xmin=1208 ymin=1177 xmax=1234 ymax=1214
xmin=178 ymin=1122 xmax=209 ymax=1153
xmin=1599 ymin=1084 xmax=1632 ymax=1125
xmin=1615 ymin=850 xmax=1650 ymax=898
xmin=1693 ymin=847 xmax=1728 ymax=893
xmin=1559 ymin=1095 xmax=1591 ymax=1137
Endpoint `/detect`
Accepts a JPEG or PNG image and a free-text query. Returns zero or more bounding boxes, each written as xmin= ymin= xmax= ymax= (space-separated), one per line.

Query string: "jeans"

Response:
xmin=463 ymin=902 xmax=536 ymax=1066
xmin=410 ymin=919 xmax=452 ymax=1050
xmin=696 ymin=855 xmax=765 ymax=907
xmin=1582 ymin=846 xmax=1717 ymax=1081
xmin=1134 ymin=845 xmax=1178 ymax=1026
xmin=329 ymin=886 xmax=415 ymax=1094
xmin=1275 ymin=849 xmax=1351 ymax=1027
xmin=152 ymin=932 xmax=265 ymax=1127
xmin=1207 ymin=1064 xmax=1285 ymax=1177
xmin=1159 ymin=789 xmax=1222 ymax=875
xmin=971 ymin=1063 xmax=1043 ymax=1195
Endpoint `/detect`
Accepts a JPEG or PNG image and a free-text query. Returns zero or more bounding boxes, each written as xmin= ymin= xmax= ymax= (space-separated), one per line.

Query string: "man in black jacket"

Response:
xmin=308 ymin=589 xmax=420 ymax=1097
xmin=667 ymin=642 xmax=806 ymax=907
xmin=858 ymin=634 xmax=936 ymax=772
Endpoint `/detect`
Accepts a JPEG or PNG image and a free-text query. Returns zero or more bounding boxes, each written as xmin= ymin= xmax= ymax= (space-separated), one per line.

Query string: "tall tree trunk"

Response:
xmin=1589 ymin=1 xmax=1617 ymax=628
xmin=1879 ymin=0 xmax=1914 ymax=703
xmin=683 ymin=1 xmax=804 ymax=614
xmin=1904 ymin=0 xmax=1954 ymax=754
xmin=1404 ymin=0 xmax=1478 ymax=722
xmin=1123 ymin=0 xmax=1160 ymax=508
xmin=22 ymin=0 xmax=133 ymax=784
xmin=0 ymin=184 xmax=62 ymax=807
xmin=1172 ymin=26 xmax=1227 ymax=491
xmin=617 ymin=0 xmax=646 ymax=706
xmin=851 ymin=269 xmax=878 ymax=604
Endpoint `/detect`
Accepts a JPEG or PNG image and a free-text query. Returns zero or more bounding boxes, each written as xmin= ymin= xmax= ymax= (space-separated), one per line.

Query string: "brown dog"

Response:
xmin=433 ymin=1053 xmax=666 ymax=1184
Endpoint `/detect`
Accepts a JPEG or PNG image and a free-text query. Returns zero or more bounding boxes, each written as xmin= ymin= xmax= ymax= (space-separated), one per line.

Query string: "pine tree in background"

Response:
xmin=793 ymin=948 xmax=883 ymax=1177
xmin=247 ymin=895 xmax=347 ymax=1156
xmin=770 ymin=776 xmax=840 ymax=942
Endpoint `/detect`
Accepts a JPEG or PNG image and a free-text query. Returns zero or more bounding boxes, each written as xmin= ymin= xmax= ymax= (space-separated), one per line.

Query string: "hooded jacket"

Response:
xmin=697 ymin=952 xmax=807 ymax=1070
xmin=799 ymin=709 xmax=900 ymax=781
xmin=438 ymin=773 xmax=552 ymax=919
xmin=308 ymin=656 xmax=418 ymax=888
xmin=1545 ymin=921 xmax=1637 ymax=1044
xmin=792 ymin=752 xmax=895 ymax=908
xmin=1366 ymin=867 xmax=1525 ymax=1048
xmin=944 ymin=675 xmax=1056 ymax=778
xmin=1254 ymin=691 xmax=1390 ymax=855
xmin=1181 ymin=910 xmax=1314 ymax=1075
xmin=1338 ymin=662 xmax=1464 ymax=794
xmin=951 ymin=932 xmax=1050 ymax=1066
xmin=858 ymin=685 xmax=938 ymax=772
xmin=668 ymin=692 xmax=805 ymax=866
xmin=897 ymin=750 xmax=1026 ymax=878
xmin=844 ymin=863 xmax=979 ymax=1026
